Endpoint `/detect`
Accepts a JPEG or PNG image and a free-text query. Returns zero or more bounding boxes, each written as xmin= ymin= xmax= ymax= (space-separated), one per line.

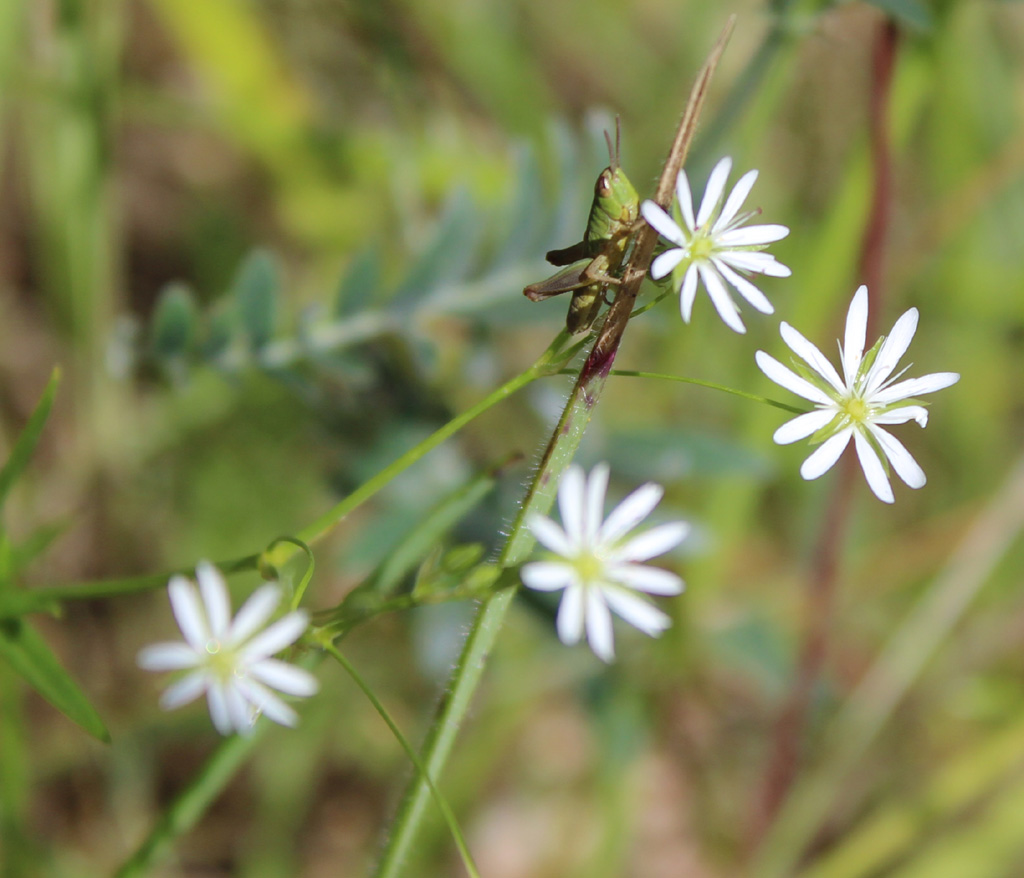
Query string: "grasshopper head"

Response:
xmin=594 ymin=166 xmax=640 ymax=224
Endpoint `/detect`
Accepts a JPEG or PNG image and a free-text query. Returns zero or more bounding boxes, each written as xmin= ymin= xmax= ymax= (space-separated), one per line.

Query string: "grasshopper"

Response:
xmin=524 ymin=123 xmax=641 ymax=333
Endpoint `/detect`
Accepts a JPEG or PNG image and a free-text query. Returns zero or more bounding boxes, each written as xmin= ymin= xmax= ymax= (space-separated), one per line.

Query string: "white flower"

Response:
xmin=641 ymin=157 xmax=791 ymax=333
xmin=138 ymin=562 xmax=319 ymax=735
xmin=521 ymin=463 xmax=689 ymax=662
xmin=756 ymin=285 xmax=960 ymax=503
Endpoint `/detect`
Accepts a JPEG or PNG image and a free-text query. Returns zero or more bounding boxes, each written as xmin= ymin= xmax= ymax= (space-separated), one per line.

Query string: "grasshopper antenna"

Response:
xmin=603 ymin=128 xmax=616 ymax=171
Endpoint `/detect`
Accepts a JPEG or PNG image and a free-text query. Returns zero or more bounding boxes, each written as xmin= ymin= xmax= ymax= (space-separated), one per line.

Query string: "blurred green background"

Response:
xmin=1 ymin=0 xmax=1023 ymax=875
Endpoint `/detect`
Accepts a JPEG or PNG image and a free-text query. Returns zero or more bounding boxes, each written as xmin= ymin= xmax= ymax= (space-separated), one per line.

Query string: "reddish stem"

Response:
xmin=748 ymin=16 xmax=900 ymax=848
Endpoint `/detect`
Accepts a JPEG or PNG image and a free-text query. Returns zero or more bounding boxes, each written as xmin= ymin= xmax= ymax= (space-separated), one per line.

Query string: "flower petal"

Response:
xmin=698 ymin=263 xmax=746 ymax=333
xmin=720 ymin=250 xmax=791 ymax=277
xmin=137 ymin=642 xmax=201 ymax=671
xmin=865 ymin=307 xmax=919 ymax=395
xmin=675 ymin=169 xmax=697 ymax=230
xmin=556 ymin=585 xmax=585 ymax=646
xmin=236 ymin=677 xmax=298 ymax=728
xmin=756 ymin=351 xmax=834 ymax=406
xmin=853 ymin=430 xmax=894 ymax=503
xmin=601 ymin=588 xmax=671 ymax=637
xmin=651 ymin=248 xmax=686 ymax=280
xmin=717 ymin=224 xmax=790 ymax=246
xmin=873 ymin=405 xmax=928 ymax=427
xmin=641 ymin=201 xmax=686 ymax=247
xmin=168 ymin=578 xmax=209 ymax=651
xmin=196 ymin=561 xmax=231 ymax=639
xmin=843 ymin=286 xmax=869 ymax=383
xmin=224 ymin=680 xmax=254 ymax=735
xmin=159 ymin=671 xmax=207 ymax=710
xmin=869 ymin=425 xmax=926 ymax=489
xmin=205 ymin=682 xmax=232 ymax=735
xmin=584 ymin=463 xmax=610 ymax=543
xmin=779 ymin=322 xmax=845 ymax=393
xmin=872 ymin=372 xmax=960 ymax=405
xmin=521 ymin=560 xmax=575 ymax=592
xmin=772 ymin=409 xmax=836 ymax=445
xmin=614 ymin=522 xmax=689 ymax=562
xmin=229 ymin=584 xmax=281 ymax=646
xmin=585 ymin=588 xmax=615 ymax=662
xmin=713 ymin=168 xmax=757 ymax=232
xmin=239 ymin=611 xmax=308 ymax=661
xmin=557 ymin=465 xmax=587 ymax=543
xmin=607 ymin=562 xmax=684 ymax=596
xmin=249 ymin=659 xmax=320 ymax=696
xmin=696 ymin=157 xmax=732 ymax=228
xmin=600 ymin=482 xmax=663 ymax=543
xmin=679 ymin=263 xmax=699 ymax=323
xmin=800 ymin=429 xmax=852 ymax=481
xmin=714 ymin=260 xmax=774 ymax=314
xmin=528 ymin=514 xmax=574 ymax=557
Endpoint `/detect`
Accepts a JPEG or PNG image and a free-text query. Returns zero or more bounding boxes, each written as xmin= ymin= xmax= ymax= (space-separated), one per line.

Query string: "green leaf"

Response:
xmin=861 ymin=0 xmax=933 ymax=30
xmin=232 ymin=249 xmax=281 ymax=349
xmin=150 ymin=282 xmax=197 ymax=360
xmin=0 ymin=368 xmax=59 ymax=515
xmin=334 ymin=246 xmax=381 ymax=318
xmin=0 ymin=618 xmax=109 ymax=741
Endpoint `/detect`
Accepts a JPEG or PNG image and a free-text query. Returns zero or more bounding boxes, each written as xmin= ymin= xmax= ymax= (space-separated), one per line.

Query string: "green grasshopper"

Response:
xmin=524 ymin=124 xmax=641 ymax=333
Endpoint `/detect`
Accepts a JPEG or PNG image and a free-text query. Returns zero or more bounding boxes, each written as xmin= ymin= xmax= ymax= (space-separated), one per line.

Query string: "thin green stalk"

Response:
xmin=592 ymin=368 xmax=807 ymax=414
xmin=323 ymin=643 xmax=481 ymax=878
xmin=374 ymin=20 xmax=736 ymax=876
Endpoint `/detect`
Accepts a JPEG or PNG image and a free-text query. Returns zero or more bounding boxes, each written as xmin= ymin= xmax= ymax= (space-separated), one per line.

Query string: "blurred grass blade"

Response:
xmin=0 ymin=618 xmax=109 ymax=742
xmin=755 ymin=454 xmax=1024 ymax=878
xmin=0 ymin=368 xmax=60 ymax=515
xmin=800 ymin=711 xmax=1024 ymax=878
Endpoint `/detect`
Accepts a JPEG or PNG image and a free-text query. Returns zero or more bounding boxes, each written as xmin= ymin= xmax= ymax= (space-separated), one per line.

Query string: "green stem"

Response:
xmin=600 ymin=369 xmax=807 ymax=414
xmin=323 ymin=643 xmax=481 ymax=878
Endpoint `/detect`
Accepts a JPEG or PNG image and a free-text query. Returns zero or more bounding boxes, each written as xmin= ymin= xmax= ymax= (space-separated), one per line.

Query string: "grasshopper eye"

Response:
xmin=596 ymin=171 xmax=614 ymax=197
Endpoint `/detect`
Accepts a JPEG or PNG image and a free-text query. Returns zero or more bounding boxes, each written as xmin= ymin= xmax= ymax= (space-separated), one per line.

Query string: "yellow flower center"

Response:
xmin=205 ymin=638 xmax=238 ymax=681
xmin=841 ymin=396 xmax=870 ymax=424
xmin=574 ymin=552 xmax=605 ymax=585
xmin=689 ymin=235 xmax=714 ymax=261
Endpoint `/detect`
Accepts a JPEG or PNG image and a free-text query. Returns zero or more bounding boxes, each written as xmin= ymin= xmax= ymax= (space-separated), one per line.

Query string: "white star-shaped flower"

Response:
xmin=521 ymin=463 xmax=689 ymax=662
xmin=756 ymin=285 xmax=960 ymax=503
xmin=138 ymin=562 xmax=319 ymax=735
xmin=641 ymin=157 xmax=791 ymax=333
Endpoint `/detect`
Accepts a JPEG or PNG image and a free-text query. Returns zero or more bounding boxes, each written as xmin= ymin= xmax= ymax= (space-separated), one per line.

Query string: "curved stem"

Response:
xmin=323 ymin=643 xmax=481 ymax=878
